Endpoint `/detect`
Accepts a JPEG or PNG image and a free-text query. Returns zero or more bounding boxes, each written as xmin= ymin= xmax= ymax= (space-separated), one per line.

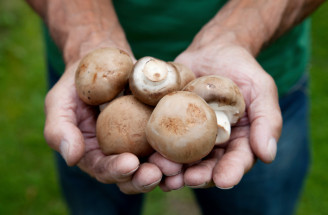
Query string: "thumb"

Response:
xmin=44 ymin=85 xmax=85 ymax=166
xmin=248 ymin=74 xmax=282 ymax=163
xmin=44 ymin=119 xmax=85 ymax=166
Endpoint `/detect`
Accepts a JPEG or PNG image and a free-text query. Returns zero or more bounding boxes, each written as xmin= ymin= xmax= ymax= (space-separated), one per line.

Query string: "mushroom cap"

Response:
xmin=183 ymin=75 xmax=245 ymax=124
xmin=96 ymin=95 xmax=154 ymax=157
xmin=129 ymin=57 xmax=181 ymax=106
xmin=168 ymin=62 xmax=196 ymax=89
xmin=146 ymin=91 xmax=217 ymax=163
xmin=75 ymin=47 xmax=133 ymax=105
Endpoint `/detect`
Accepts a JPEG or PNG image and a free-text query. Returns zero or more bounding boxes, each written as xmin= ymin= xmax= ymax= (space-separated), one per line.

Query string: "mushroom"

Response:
xmin=129 ymin=57 xmax=181 ymax=106
xmin=168 ymin=62 xmax=196 ymax=88
xmin=96 ymin=95 xmax=154 ymax=157
xmin=183 ymin=75 xmax=246 ymax=145
xmin=75 ymin=47 xmax=134 ymax=106
xmin=145 ymin=91 xmax=218 ymax=163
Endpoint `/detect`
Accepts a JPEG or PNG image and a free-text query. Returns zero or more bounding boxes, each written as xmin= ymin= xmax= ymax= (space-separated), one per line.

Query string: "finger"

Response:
xmin=148 ymin=152 xmax=183 ymax=176
xmin=212 ymin=135 xmax=255 ymax=189
xmin=117 ymin=163 xmax=162 ymax=194
xmin=44 ymin=88 xmax=86 ymax=166
xmin=248 ymin=74 xmax=282 ymax=163
xmin=78 ymin=151 xmax=140 ymax=183
xmin=159 ymin=173 xmax=184 ymax=192
xmin=184 ymin=148 xmax=224 ymax=188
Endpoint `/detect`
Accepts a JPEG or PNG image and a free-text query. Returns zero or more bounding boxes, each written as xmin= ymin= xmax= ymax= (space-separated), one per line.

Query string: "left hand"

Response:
xmin=152 ymin=36 xmax=282 ymax=191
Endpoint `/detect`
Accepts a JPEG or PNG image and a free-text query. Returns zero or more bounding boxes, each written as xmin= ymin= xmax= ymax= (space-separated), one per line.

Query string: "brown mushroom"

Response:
xmin=96 ymin=95 xmax=154 ymax=157
xmin=75 ymin=47 xmax=134 ymax=106
xmin=145 ymin=91 xmax=218 ymax=163
xmin=168 ymin=62 xmax=196 ymax=88
xmin=183 ymin=75 xmax=246 ymax=145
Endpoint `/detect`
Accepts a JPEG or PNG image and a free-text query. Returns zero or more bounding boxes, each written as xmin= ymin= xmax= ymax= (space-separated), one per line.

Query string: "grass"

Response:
xmin=296 ymin=2 xmax=328 ymax=215
xmin=0 ymin=1 xmax=67 ymax=214
xmin=0 ymin=1 xmax=327 ymax=215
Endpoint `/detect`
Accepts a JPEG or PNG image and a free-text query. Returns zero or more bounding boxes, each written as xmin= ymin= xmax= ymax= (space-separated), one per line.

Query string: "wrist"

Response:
xmin=200 ymin=18 xmax=270 ymax=57
xmin=43 ymin=0 xmax=133 ymax=66
xmin=194 ymin=0 xmax=289 ymax=56
xmin=63 ymin=27 xmax=133 ymax=67
xmin=197 ymin=25 xmax=262 ymax=56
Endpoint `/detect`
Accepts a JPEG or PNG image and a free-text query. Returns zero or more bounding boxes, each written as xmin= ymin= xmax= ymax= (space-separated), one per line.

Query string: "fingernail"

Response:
xmin=216 ymin=185 xmax=234 ymax=190
xmin=172 ymin=186 xmax=185 ymax=191
xmin=187 ymin=182 xmax=208 ymax=189
xmin=122 ymin=166 xmax=139 ymax=176
xmin=143 ymin=178 xmax=162 ymax=189
xmin=267 ymin=138 xmax=277 ymax=161
xmin=165 ymin=170 xmax=182 ymax=177
xmin=60 ymin=140 xmax=70 ymax=164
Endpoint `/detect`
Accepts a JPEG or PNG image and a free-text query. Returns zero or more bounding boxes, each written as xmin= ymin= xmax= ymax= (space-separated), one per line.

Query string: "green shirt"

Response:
xmin=44 ymin=0 xmax=310 ymax=97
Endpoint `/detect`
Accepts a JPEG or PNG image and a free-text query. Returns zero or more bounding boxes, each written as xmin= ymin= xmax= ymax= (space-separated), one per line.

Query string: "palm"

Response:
xmin=74 ymin=92 xmax=99 ymax=156
xmin=172 ymin=44 xmax=282 ymax=189
xmin=44 ymin=63 xmax=166 ymax=193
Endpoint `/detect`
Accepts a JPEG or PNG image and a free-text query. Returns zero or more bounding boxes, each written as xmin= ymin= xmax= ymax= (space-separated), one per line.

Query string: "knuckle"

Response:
xmin=92 ymin=158 xmax=131 ymax=184
xmin=93 ymin=163 xmax=114 ymax=184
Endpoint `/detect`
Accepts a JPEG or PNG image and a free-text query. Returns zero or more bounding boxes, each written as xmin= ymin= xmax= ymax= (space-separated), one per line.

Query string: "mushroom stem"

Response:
xmin=208 ymin=102 xmax=232 ymax=144
xmin=143 ymin=58 xmax=168 ymax=82
xmin=213 ymin=111 xmax=231 ymax=144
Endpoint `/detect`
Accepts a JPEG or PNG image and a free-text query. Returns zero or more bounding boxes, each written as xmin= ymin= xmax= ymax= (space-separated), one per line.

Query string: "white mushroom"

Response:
xmin=183 ymin=75 xmax=246 ymax=145
xmin=129 ymin=57 xmax=181 ymax=106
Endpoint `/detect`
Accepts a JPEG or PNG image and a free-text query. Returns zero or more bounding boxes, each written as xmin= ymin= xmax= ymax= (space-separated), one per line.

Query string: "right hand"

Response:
xmin=43 ymin=53 xmax=182 ymax=194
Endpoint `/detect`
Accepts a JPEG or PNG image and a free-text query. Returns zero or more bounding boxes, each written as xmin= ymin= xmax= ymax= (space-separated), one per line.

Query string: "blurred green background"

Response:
xmin=0 ymin=1 xmax=327 ymax=215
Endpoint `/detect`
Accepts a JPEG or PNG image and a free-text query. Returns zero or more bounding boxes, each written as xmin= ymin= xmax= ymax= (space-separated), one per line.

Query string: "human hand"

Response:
xmin=31 ymin=0 xmax=184 ymax=194
xmin=43 ymin=53 xmax=180 ymax=194
xmin=157 ymin=41 xmax=282 ymax=190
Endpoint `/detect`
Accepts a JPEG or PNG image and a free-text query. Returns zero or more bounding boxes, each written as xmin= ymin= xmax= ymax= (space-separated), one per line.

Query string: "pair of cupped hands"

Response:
xmin=44 ymin=33 xmax=282 ymax=194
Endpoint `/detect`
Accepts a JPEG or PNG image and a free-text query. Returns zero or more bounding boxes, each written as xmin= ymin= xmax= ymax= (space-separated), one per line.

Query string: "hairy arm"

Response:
xmin=167 ymin=0 xmax=325 ymax=190
xmin=25 ymin=0 xmax=177 ymax=194
xmin=26 ymin=0 xmax=325 ymax=192
xmin=196 ymin=0 xmax=326 ymax=56
xmin=26 ymin=0 xmax=132 ymax=65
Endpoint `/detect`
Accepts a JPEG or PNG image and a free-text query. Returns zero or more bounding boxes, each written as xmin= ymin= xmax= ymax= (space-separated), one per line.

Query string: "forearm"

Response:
xmin=199 ymin=0 xmax=326 ymax=56
xmin=26 ymin=0 xmax=130 ymax=65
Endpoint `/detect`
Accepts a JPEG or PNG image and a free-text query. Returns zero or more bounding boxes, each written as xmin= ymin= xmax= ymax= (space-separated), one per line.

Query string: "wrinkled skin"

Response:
xmin=45 ymin=60 xmax=165 ymax=194
xmin=28 ymin=0 xmax=323 ymax=195
xmin=44 ymin=42 xmax=282 ymax=194
xmin=162 ymin=43 xmax=282 ymax=190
